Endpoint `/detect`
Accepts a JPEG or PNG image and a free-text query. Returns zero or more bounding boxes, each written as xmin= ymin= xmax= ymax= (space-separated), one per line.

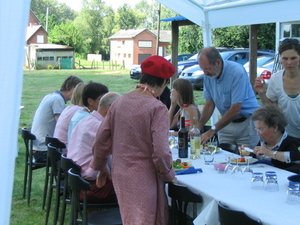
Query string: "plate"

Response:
xmin=173 ymin=160 xmax=193 ymax=171
xmin=230 ymin=158 xmax=258 ymax=165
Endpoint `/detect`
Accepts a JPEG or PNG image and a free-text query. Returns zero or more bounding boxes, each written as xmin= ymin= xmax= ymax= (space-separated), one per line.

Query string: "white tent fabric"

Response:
xmin=0 ymin=1 xmax=31 ymax=224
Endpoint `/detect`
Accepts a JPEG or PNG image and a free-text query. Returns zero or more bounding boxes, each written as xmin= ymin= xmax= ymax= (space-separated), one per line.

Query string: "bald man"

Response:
xmin=197 ymin=47 xmax=259 ymax=149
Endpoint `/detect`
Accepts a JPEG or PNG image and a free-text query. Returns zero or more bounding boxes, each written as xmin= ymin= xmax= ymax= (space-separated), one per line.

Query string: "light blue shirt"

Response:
xmin=203 ymin=60 xmax=259 ymax=118
xmin=68 ymin=110 xmax=90 ymax=143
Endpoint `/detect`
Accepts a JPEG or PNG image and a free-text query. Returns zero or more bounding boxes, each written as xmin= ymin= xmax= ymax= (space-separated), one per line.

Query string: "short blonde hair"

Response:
xmin=71 ymin=82 xmax=86 ymax=106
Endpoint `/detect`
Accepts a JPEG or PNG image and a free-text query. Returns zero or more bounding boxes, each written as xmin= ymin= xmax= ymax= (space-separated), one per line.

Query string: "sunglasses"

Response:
xmin=281 ymin=38 xmax=299 ymax=45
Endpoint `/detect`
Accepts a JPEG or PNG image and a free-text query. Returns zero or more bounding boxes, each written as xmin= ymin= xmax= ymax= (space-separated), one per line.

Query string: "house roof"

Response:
xmin=109 ymin=29 xmax=171 ymax=43
xmin=26 ymin=25 xmax=46 ymax=41
xmin=28 ymin=43 xmax=74 ymax=50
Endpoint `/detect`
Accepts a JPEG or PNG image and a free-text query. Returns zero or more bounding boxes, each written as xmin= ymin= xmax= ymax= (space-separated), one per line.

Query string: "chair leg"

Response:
xmin=45 ymin=175 xmax=54 ymax=225
xmin=43 ymin=160 xmax=50 ymax=210
xmin=53 ymin=178 xmax=62 ymax=225
xmin=23 ymin=163 xmax=28 ymax=199
xmin=27 ymin=165 xmax=33 ymax=205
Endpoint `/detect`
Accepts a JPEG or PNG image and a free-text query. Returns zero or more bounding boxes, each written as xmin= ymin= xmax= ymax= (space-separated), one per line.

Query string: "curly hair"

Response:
xmin=252 ymin=104 xmax=287 ymax=133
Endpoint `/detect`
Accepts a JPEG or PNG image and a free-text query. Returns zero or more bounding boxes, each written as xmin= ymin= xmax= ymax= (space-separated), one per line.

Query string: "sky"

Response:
xmin=57 ymin=0 xmax=147 ymax=11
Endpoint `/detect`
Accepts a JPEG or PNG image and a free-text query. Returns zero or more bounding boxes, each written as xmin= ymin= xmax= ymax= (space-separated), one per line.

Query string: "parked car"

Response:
xmin=177 ymin=47 xmax=235 ymax=75
xmin=130 ymin=54 xmax=195 ymax=80
xmin=244 ymin=56 xmax=275 ymax=84
xmin=179 ymin=50 xmax=274 ymax=90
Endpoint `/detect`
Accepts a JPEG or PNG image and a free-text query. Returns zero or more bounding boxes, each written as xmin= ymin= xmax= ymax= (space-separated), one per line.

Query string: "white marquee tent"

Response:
xmin=1 ymin=0 xmax=300 ymax=224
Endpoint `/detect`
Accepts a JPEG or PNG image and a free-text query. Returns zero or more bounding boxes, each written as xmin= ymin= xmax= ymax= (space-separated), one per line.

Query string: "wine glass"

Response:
xmin=242 ymin=156 xmax=253 ymax=173
xmin=231 ymin=156 xmax=243 ymax=179
xmin=168 ymin=130 xmax=176 ymax=149
xmin=224 ymin=154 xmax=234 ymax=174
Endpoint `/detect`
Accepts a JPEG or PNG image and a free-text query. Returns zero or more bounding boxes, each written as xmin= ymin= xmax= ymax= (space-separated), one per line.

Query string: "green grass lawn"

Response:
xmin=12 ymin=68 xmax=204 ymax=225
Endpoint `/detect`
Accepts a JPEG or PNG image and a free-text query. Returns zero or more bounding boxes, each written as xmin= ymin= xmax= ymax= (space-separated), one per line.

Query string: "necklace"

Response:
xmin=136 ymin=84 xmax=157 ymax=97
xmin=83 ymin=106 xmax=91 ymax=113
xmin=266 ymin=134 xmax=282 ymax=149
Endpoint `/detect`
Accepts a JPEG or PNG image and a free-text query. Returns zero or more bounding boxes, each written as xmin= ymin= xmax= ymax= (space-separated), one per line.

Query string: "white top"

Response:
xmin=267 ymin=70 xmax=300 ymax=138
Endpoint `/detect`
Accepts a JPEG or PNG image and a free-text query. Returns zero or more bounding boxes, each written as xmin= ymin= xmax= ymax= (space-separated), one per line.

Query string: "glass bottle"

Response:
xmin=190 ymin=117 xmax=201 ymax=159
xmin=181 ymin=104 xmax=190 ymax=131
xmin=178 ymin=116 xmax=188 ymax=158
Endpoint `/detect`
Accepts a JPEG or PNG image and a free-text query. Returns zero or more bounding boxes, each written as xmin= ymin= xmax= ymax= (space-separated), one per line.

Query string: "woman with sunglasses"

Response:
xmin=240 ymin=104 xmax=300 ymax=173
xmin=254 ymin=38 xmax=300 ymax=141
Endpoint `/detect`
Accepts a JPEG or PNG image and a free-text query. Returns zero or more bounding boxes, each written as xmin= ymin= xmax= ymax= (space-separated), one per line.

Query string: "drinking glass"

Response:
xmin=168 ymin=130 xmax=176 ymax=149
xmin=286 ymin=182 xmax=300 ymax=205
xmin=242 ymin=156 xmax=253 ymax=180
xmin=251 ymin=172 xmax=264 ymax=190
xmin=231 ymin=156 xmax=243 ymax=179
xmin=203 ymin=150 xmax=215 ymax=165
xmin=264 ymin=171 xmax=279 ymax=192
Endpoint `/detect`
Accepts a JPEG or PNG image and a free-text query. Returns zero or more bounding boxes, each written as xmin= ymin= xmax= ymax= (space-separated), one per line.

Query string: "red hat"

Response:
xmin=141 ymin=55 xmax=175 ymax=79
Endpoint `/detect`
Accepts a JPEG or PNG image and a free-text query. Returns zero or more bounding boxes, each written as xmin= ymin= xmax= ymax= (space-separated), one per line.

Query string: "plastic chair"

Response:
xmin=218 ymin=143 xmax=238 ymax=154
xmin=67 ymin=168 xmax=122 ymax=225
xmin=43 ymin=136 xmax=66 ymax=210
xmin=21 ymin=128 xmax=47 ymax=205
xmin=168 ymin=183 xmax=203 ymax=225
xmin=45 ymin=144 xmax=64 ymax=225
xmin=59 ymin=154 xmax=82 ymax=225
xmin=218 ymin=201 xmax=262 ymax=225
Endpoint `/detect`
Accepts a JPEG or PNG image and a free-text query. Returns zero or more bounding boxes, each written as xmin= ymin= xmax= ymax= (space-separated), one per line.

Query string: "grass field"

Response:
xmin=12 ymin=68 xmax=204 ymax=225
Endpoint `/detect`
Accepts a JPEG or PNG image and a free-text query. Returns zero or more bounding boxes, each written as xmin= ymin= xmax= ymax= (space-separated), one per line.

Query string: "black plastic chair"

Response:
xmin=59 ymin=154 xmax=82 ymax=225
xmin=218 ymin=143 xmax=238 ymax=154
xmin=45 ymin=143 xmax=64 ymax=225
xmin=168 ymin=183 xmax=203 ymax=225
xmin=43 ymin=136 xmax=66 ymax=210
xmin=218 ymin=201 xmax=262 ymax=225
xmin=68 ymin=168 xmax=122 ymax=225
xmin=21 ymin=128 xmax=47 ymax=205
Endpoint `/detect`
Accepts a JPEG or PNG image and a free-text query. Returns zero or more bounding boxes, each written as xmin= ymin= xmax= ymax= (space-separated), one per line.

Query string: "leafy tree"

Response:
xmin=178 ymin=25 xmax=203 ymax=53
xmin=74 ymin=0 xmax=114 ymax=59
xmin=48 ymin=22 xmax=87 ymax=54
xmin=116 ymin=4 xmax=140 ymax=29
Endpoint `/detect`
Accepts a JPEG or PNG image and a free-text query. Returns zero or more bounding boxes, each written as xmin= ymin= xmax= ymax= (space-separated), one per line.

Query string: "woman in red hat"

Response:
xmin=90 ymin=55 xmax=177 ymax=225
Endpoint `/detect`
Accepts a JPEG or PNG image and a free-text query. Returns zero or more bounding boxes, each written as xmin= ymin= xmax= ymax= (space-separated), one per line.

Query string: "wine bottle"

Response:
xmin=190 ymin=117 xmax=201 ymax=159
xmin=178 ymin=116 xmax=188 ymax=158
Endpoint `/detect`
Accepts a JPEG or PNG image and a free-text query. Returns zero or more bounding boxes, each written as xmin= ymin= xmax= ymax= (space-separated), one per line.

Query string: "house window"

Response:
xmin=128 ymin=54 xmax=131 ymax=58
xmin=282 ymin=23 xmax=300 ymax=38
xmin=37 ymin=35 xmax=44 ymax=43
xmin=122 ymin=41 xmax=125 ymax=45
xmin=123 ymin=53 xmax=126 ymax=58
xmin=138 ymin=41 xmax=152 ymax=48
xmin=37 ymin=57 xmax=42 ymax=61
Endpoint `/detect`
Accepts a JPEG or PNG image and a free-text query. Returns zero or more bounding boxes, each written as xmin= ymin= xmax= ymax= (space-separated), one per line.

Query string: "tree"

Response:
xmin=116 ymin=4 xmax=143 ymax=29
xmin=48 ymin=22 xmax=87 ymax=54
xmin=74 ymin=0 xmax=114 ymax=59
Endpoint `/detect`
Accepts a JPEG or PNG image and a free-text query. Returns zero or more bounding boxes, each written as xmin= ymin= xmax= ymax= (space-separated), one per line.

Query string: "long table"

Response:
xmin=171 ymin=149 xmax=300 ymax=225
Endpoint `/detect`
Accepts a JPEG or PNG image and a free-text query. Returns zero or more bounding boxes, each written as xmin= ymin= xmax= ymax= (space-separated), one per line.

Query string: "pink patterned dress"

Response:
xmin=91 ymin=93 xmax=175 ymax=225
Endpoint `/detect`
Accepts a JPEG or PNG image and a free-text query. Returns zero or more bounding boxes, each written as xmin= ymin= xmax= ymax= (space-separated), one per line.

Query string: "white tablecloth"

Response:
xmin=171 ymin=149 xmax=300 ymax=225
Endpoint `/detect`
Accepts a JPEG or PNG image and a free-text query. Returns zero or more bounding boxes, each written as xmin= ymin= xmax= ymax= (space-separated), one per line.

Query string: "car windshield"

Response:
xmin=244 ymin=56 xmax=274 ymax=67
xmin=187 ymin=54 xmax=198 ymax=61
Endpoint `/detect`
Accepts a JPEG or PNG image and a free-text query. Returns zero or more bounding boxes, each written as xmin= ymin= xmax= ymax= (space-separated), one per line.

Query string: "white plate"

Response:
xmin=230 ymin=158 xmax=258 ymax=165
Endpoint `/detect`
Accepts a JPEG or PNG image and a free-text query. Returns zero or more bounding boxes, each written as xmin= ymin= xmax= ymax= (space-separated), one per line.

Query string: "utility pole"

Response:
xmin=46 ymin=7 xmax=49 ymax=32
xmin=156 ymin=3 xmax=161 ymax=55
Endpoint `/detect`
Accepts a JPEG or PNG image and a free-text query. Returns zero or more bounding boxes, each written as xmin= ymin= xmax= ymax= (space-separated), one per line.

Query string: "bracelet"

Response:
xmin=273 ymin=151 xmax=278 ymax=160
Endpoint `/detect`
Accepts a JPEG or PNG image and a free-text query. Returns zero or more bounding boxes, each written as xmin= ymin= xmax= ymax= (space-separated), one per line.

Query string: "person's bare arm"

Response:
xmin=254 ymin=77 xmax=274 ymax=104
xmin=54 ymin=113 xmax=60 ymax=121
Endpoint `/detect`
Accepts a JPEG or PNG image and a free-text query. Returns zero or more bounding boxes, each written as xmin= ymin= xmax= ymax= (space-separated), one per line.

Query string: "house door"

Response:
xmin=138 ymin=54 xmax=151 ymax=64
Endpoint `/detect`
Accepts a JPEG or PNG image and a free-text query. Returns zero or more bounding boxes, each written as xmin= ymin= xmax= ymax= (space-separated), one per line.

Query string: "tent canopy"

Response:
xmin=157 ymin=0 xmax=299 ymax=29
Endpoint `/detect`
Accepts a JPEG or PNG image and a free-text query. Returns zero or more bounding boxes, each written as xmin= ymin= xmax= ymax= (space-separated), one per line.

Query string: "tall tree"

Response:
xmin=74 ymin=0 xmax=114 ymax=58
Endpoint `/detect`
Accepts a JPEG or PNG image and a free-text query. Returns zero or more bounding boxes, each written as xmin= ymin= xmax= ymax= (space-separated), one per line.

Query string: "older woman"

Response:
xmin=169 ymin=78 xmax=201 ymax=131
xmin=240 ymin=104 xmax=300 ymax=172
xmin=254 ymin=38 xmax=300 ymax=140
xmin=90 ymin=55 xmax=177 ymax=225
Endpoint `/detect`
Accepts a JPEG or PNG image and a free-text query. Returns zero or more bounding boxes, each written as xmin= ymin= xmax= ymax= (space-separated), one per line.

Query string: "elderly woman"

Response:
xmin=90 ymin=55 xmax=177 ymax=225
xmin=240 ymin=104 xmax=300 ymax=172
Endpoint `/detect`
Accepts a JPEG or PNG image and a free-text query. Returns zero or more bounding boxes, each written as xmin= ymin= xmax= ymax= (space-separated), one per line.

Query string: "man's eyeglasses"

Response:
xmin=255 ymin=126 xmax=268 ymax=134
xmin=281 ymin=38 xmax=299 ymax=46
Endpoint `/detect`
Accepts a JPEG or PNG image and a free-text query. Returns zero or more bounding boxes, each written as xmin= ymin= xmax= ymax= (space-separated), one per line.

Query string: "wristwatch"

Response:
xmin=211 ymin=125 xmax=218 ymax=132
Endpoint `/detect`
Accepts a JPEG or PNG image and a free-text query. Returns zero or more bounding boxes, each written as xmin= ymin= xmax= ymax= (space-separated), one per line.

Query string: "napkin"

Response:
xmin=176 ymin=166 xmax=203 ymax=175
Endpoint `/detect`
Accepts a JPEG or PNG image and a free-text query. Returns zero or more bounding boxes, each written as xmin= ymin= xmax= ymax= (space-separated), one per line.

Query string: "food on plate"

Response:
xmin=172 ymin=159 xmax=192 ymax=169
xmin=231 ymin=157 xmax=247 ymax=163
